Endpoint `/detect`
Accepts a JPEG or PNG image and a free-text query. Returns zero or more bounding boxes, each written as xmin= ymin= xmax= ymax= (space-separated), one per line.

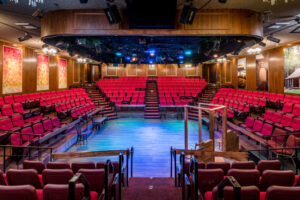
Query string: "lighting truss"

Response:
xmin=9 ymin=0 xmax=44 ymax=7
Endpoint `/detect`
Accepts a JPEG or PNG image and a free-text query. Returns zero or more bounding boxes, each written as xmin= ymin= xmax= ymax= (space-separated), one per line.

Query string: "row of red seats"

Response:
xmin=159 ymin=91 xmax=200 ymax=97
xmin=55 ymin=98 xmax=92 ymax=112
xmin=110 ymin=96 xmax=145 ymax=105
xmin=0 ymin=88 xmax=85 ymax=106
xmin=212 ymin=96 xmax=266 ymax=109
xmin=160 ymin=96 xmax=192 ymax=106
xmin=218 ymin=88 xmax=300 ymax=105
xmin=106 ymin=91 xmax=145 ymax=98
xmin=40 ymin=94 xmax=89 ymax=107
xmin=0 ymin=160 xmax=119 ymax=200
xmin=186 ymin=159 xmax=300 ymax=200
xmin=70 ymin=103 xmax=96 ymax=118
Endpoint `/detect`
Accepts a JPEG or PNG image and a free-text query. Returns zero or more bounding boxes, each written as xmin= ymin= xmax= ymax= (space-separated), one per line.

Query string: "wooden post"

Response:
xmin=209 ymin=110 xmax=215 ymax=150
xmin=184 ymin=106 xmax=189 ymax=150
xmin=222 ymin=107 xmax=227 ymax=152
xmin=198 ymin=107 xmax=202 ymax=144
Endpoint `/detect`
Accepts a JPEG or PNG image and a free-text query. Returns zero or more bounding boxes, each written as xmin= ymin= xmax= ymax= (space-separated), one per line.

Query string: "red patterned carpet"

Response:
xmin=122 ymin=177 xmax=181 ymax=200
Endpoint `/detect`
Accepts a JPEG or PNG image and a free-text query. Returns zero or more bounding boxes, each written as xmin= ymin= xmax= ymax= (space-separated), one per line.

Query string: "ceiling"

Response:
xmin=0 ymin=0 xmax=300 ymax=51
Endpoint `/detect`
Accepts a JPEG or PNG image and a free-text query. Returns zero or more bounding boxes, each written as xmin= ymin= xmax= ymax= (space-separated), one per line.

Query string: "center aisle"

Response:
xmin=122 ymin=177 xmax=181 ymax=200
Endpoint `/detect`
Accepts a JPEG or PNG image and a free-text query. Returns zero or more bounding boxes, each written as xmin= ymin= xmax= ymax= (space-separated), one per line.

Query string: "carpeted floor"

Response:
xmin=122 ymin=177 xmax=181 ymax=200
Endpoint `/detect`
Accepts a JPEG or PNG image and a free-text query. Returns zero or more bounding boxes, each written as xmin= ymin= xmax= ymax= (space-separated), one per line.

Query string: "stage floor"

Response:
xmin=65 ymin=118 xmax=212 ymax=177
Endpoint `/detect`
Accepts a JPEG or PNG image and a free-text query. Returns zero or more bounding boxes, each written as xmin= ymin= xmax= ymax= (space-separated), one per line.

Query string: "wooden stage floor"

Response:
xmin=62 ymin=118 xmax=213 ymax=177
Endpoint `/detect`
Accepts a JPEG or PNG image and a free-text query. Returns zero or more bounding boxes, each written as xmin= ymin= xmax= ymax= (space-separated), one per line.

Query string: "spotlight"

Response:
xmin=149 ymin=49 xmax=155 ymax=56
xmin=149 ymin=59 xmax=154 ymax=64
xmin=132 ymin=56 xmax=137 ymax=62
xmin=258 ymin=42 xmax=266 ymax=47
xmin=180 ymin=5 xmax=197 ymax=25
xmin=80 ymin=0 xmax=88 ymax=3
xmin=267 ymin=35 xmax=280 ymax=43
xmin=125 ymin=56 xmax=131 ymax=61
xmin=213 ymin=54 xmax=218 ymax=58
xmin=18 ymin=32 xmax=32 ymax=42
xmin=104 ymin=4 xmax=121 ymax=24
xmin=178 ymin=55 xmax=184 ymax=60
xmin=184 ymin=50 xmax=192 ymax=56
xmin=180 ymin=60 xmax=184 ymax=64
xmin=115 ymin=52 xmax=122 ymax=57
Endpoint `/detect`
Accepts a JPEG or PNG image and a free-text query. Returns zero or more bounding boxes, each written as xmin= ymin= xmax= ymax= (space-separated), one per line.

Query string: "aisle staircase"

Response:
xmin=84 ymin=85 xmax=118 ymax=120
xmin=122 ymin=177 xmax=181 ymax=200
xmin=188 ymin=84 xmax=219 ymax=121
xmin=144 ymin=80 xmax=160 ymax=119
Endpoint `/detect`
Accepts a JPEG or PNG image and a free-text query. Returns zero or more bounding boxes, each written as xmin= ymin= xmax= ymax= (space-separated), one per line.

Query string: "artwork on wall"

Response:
xmin=3 ymin=46 xmax=22 ymax=94
xmin=58 ymin=58 xmax=67 ymax=89
xmin=37 ymin=54 xmax=49 ymax=91
xmin=284 ymin=45 xmax=300 ymax=94
xmin=256 ymin=54 xmax=268 ymax=91
xmin=237 ymin=58 xmax=246 ymax=89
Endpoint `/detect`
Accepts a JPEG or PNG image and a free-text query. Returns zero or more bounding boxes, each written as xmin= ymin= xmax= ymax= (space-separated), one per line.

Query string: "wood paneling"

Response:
xmin=41 ymin=9 xmax=263 ymax=38
xmin=73 ymin=62 xmax=80 ymax=83
xmin=268 ymin=47 xmax=284 ymax=94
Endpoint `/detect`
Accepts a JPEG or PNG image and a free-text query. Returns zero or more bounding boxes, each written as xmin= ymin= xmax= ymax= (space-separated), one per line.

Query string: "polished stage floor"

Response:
xmin=65 ymin=118 xmax=211 ymax=177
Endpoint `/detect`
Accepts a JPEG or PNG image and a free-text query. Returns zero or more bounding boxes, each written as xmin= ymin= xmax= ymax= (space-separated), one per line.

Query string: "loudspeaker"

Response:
xmin=104 ymin=5 xmax=121 ymax=25
xmin=180 ymin=5 xmax=197 ymax=25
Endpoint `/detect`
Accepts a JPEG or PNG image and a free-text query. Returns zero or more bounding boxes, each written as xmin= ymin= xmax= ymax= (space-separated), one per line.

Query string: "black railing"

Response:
xmin=68 ymin=173 xmax=90 ymax=200
xmin=217 ymin=176 xmax=241 ymax=200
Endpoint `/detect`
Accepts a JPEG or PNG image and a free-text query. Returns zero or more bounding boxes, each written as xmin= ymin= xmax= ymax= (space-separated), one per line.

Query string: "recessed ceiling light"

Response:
xmin=268 ymin=25 xmax=281 ymax=29
xmin=275 ymin=22 xmax=290 ymax=25
xmin=23 ymin=25 xmax=38 ymax=29
xmin=15 ymin=22 xmax=29 ymax=26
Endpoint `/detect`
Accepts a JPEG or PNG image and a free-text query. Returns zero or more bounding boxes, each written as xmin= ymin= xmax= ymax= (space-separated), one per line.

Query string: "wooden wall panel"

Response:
xmin=148 ymin=65 xmax=157 ymax=76
xmin=268 ymin=47 xmax=284 ymax=94
xmin=231 ymin=58 xmax=238 ymax=89
xmin=73 ymin=62 xmax=80 ymax=83
xmin=245 ymin=55 xmax=257 ymax=91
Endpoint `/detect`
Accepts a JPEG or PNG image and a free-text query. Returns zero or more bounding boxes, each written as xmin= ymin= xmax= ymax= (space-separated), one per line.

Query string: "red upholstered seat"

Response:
xmin=12 ymin=114 xmax=31 ymax=128
xmin=231 ymin=161 xmax=255 ymax=169
xmin=43 ymin=184 xmax=98 ymax=200
xmin=46 ymin=162 xmax=70 ymax=169
xmin=255 ymin=123 xmax=273 ymax=138
xmin=0 ymin=117 xmax=20 ymax=132
xmin=51 ymin=117 xmax=62 ymax=128
xmin=274 ymin=114 xmax=293 ymax=128
xmin=257 ymin=160 xmax=281 ymax=175
xmin=13 ymin=103 xmax=28 ymax=114
xmin=278 ymin=103 xmax=293 ymax=115
xmin=258 ymin=110 xmax=273 ymax=122
xmin=285 ymin=117 xmax=300 ymax=133
xmin=240 ymin=117 xmax=255 ymax=129
xmin=4 ymin=96 xmax=14 ymax=104
xmin=197 ymin=169 xmax=224 ymax=195
xmin=71 ymin=162 xmax=95 ymax=173
xmin=246 ymin=120 xmax=263 ymax=133
xmin=267 ymin=128 xmax=287 ymax=149
xmin=23 ymin=160 xmax=45 ymax=174
xmin=42 ymin=119 xmax=56 ymax=132
xmin=1 ymin=105 xmax=14 ymax=116
xmin=0 ymin=185 xmax=38 ymax=200
xmin=264 ymin=186 xmax=300 ymax=200
xmin=42 ymin=169 xmax=74 ymax=185
xmin=259 ymin=170 xmax=295 ymax=191
xmin=206 ymin=162 xmax=230 ymax=175
xmin=207 ymin=185 xmax=260 ymax=200
xmin=33 ymin=123 xmax=50 ymax=136
xmin=0 ymin=170 xmax=7 ymax=185
xmin=6 ymin=169 xmax=42 ymax=189
xmin=227 ymin=169 xmax=260 ymax=186
xmin=273 ymin=134 xmax=300 ymax=155
xmin=78 ymin=169 xmax=105 ymax=194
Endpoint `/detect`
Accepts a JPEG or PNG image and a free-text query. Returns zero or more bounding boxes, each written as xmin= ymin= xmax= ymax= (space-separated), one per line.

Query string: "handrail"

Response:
xmin=105 ymin=160 xmax=114 ymax=200
xmin=51 ymin=150 xmax=128 ymax=159
xmin=180 ymin=152 xmax=185 ymax=200
xmin=217 ymin=176 xmax=241 ymax=200
xmin=68 ymin=173 xmax=90 ymax=200
xmin=190 ymin=158 xmax=200 ymax=200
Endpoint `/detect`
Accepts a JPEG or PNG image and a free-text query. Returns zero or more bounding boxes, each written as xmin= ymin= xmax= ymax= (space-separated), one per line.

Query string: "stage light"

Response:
xmin=180 ymin=5 xmax=197 ymax=25
xmin=180 ymin=60 xmax=184 ymax=64
xmin=149 ymin=59 xmax=154 ymax=64
xmin=148 ymin=49 xmax=155 ymax=56
xmin=125 ymin=56 xmax=131 ymax=61
xmin=116 ymin=52 xmax=122 ymax=57
xmin=18 ymin=32 xmax=32 ymax=42
xmin=213 ymin=54 xmax=218 ymax=58
xmin=132 ymin=53 xmax=137 ymax=57
xmin=267 ymin=35 xmax=280 ymax=43
xmin=104 ymin=4 xmax=121 ymax=25
xmin=178 ymin=55 xmax=184 ymax=60
xmin=132 ymin=57 xmax=137 ymax=62
xmin=184 ymin=50 xmax=192 ymax=56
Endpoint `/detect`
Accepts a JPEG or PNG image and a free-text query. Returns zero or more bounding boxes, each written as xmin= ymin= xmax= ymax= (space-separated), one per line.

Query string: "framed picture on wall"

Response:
xmin=256 ymin=54 xmax=268 ymax=91
xmin=237 ymin=58 xmax=246 ymax=89
xmin=284 ymin=45 xmax=300 ymax=94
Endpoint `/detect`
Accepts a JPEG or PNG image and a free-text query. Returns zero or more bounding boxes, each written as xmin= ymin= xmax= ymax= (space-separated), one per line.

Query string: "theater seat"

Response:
xmin=206 ymin=185 xmax=260 ymax=200
xmin=240 ymin=117 xmax=255 ymax=129
xmin=197 ymin=169 xmax=224 ymax=195
xmin=0 ymin=185 xmax=38 ymax=200
xmin=264 ymin=186 xmax=300 ymax=200
xmin=71 ymin=162 xmax=95 ymax=173
xmin=206 ymin=162 xmax=230 ymax=175
xmin=257 ymin=160 xmax=281 ymax=174
xmin=227 ymin=169 xmax=260 ymax=186
xmin=78 ymin=169 xmax=105 ymax=194
xmin=46 ymin=162 xmax=70 ymax=169
xmin=6 ymin=169 xmax=42 ymax=189
xmin=246 ymin=120 xmax=263 ymax=133
xmin=259 ymin=170 xmax=295 ymax=191
xmin=43 ymin=184 xmax=98 ymax=200
xmin=42 ymin=169 xmax=74 ymax=185
xmin=231 ymin=161 xmax=255 ymax=169
xmin=23 ymin=160 xmax=45 ymax=174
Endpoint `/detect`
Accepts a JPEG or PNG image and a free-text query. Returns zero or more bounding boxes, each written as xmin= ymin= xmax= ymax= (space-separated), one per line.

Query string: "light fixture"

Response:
xmin=217 ymin=57 xmax=227 ymax=63
xmin=115 ymin=52 xmax=122 ymax=57
xmin=9 ymin=0 xmax=44 ymax=7
xmin=42 ymin=44 xmax=58 ymax=55
xmin=267 ymin=35 xmax=281 ymax=43
xmin=178 ymin=55 xmax=184 ymax=60
xmin=184 ymin=50 xmax=192 ymax=56
xmin=213 ymin=54 xmax=218 ymax=58
xmin=262 ymin=0 xmax=292 ymax=6
xmin=18 ymin=32 xmax=32 ymax=42
xmin=185 ymin=64 xmax=192 ymax=68
xmin=149 ymin=64 xmax=155 ymax=69
xmin=247 ymin=47 xmax=262 ymax=54
xmin=77 ymin=57 xmax=87 ymax=63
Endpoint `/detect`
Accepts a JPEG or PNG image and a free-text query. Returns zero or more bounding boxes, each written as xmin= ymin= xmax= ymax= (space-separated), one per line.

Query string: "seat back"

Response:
xmin=227 ymin=169 xmax=260 ymax=186
xmin=260 ymin=123 xmax=273 ymax=137
xmin=257 ymin=160 xmax=281 ymax=174
xmin=51 ymin=117 xmax=61 ymax=127
xmin=231 ymin=161 xmax=255 ymax=169
xmin=71 ymin=162 xmax=95 ymax=173
xmin=78 ymin=169 xmax=105 ymax=194
xmin=259 ymin=170 xmax=295 ymax=191
xmin=206 ymin=162 xmax=230 ymax=175
xmin=42 ymin=169 xmax=74 ymax=185
xmin=43 ymin=184 xmax=85 ymax=200
xmin=197 ymin=169 xmax=224 ymax=195
xmin=211 ymin=186 xmax=260 ymax=200
xmin=265 ymin=186 xmax=300 ymax=200
xmin=245 ymin=117 xmax=255 ymax=128
xmin=271 ymin=128 xmax=287 ymax=146
xmin=0 ymin=170 xmax=6 ymax=185
xmin=6 ymin=169 xmax=42 ymax=189
xmin=252 ymin=120 xmax=263 ymax=132
xmin=23 ymin=160 xmax=45 ymax=174
xmin=46 ymin=162 xmax=70 ymax=169
xmin=0 ymin=185 xmax=38 ymax=200
xmin=32 ymin=123 xmax=45 ymax=136
xmin=42 ymin=119 xmax=53 ymax=131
